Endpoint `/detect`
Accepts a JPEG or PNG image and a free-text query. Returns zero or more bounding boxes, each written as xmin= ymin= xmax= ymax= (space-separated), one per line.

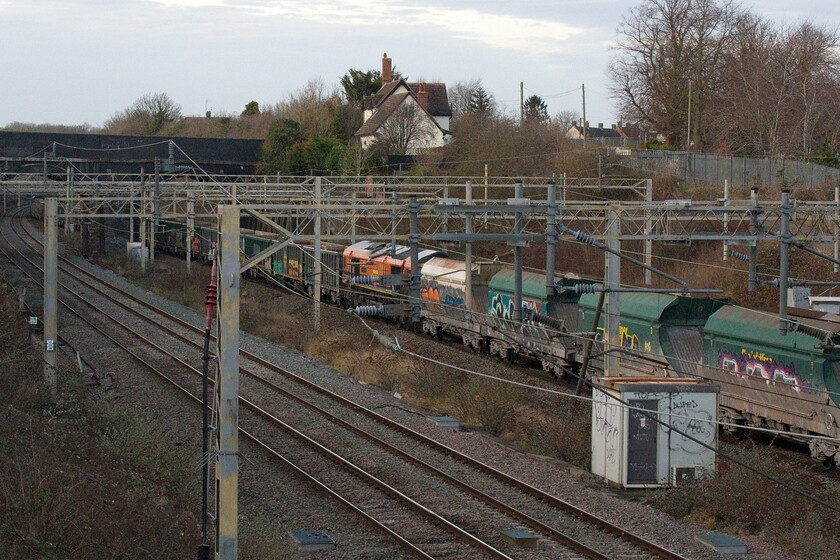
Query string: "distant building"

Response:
xmin=566 ymin=121 xmax=622 ymax=143
xmin=566 ymin=120 xmax=659 ymax=147
xmin=355 ymin=53 xmax=452 ymax=154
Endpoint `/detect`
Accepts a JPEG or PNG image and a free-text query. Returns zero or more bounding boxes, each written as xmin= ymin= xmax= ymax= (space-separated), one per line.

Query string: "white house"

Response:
xmin=355 ymin=53 xmax=452 ymax=154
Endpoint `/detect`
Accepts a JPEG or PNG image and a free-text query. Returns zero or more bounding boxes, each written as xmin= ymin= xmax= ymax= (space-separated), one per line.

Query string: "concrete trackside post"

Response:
xmin=44 ymin=199 xmax=58 ymax=394
xmin=465 ymin=181 xmax=473 ymax=312
xmin=546 ymin=179 xmax=557 ymax=296
xmin=187 ymin=194 xmax=194 ymax=275
xmin=314 ymin=177 xmax=322 ymax=330
xmin=215 ymin=204 xmax=240 ymax=560
xmin=513 ymin=181 xmax=524 ymax=322
xmin=604 ymin=207 xmax=621 ymax=377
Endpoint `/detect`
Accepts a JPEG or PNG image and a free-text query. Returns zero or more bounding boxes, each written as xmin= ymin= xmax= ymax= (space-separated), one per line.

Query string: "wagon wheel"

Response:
xmin=723 ymin=421 xmax=745 ymax=440
xmin=820 ymin=455 xmax=837 ymax=471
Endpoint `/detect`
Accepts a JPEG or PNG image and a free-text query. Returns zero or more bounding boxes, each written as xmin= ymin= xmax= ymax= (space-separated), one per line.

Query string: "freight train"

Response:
xmin=155 ymin=220 xmax=840 ymax=467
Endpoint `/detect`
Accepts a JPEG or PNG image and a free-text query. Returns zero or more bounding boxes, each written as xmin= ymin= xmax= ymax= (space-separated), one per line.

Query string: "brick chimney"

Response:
xmin=382 ymin=52 xmax=392 ymax=85
xmin=598 ymin=122 xmax=603 ymax=129
xmin=417 ymin=83 xmax=428 ymax=111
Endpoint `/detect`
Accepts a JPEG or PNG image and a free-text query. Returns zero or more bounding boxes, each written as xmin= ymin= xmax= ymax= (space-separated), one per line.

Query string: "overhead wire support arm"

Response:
xmin=560 ymin=284 xmax=723 ymax=295
xmin=558 ymin=223 xmax=689 ymax=292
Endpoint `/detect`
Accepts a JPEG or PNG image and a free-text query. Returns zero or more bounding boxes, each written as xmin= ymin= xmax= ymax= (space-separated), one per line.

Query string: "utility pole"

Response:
xmin=512 ymin=181 xmax=524 ymax=322
xmin=644 ymin=179 xmax=653 ymax=284
xmin=313 ymin=177 xmax=322 ymax=330
xmin=409 ymin=196 xmax=422 ymax=326
xmin=604 ymin=208 xmax=621 ymax=377
xmin=748 ymin=188 xmax=759 ymax=291
xmin=151 ymin=157 xmax=160 ymax=265
xmin=215 ymin=204 xmax=240 ymax=560
xmin=779 ymin=190 xmax=791 ymax=335
xmin=581 ymin=84 xmax=587 ymax=149
xmin=391 ymin=190 xmax=398 ymax=257
xmin=44 ymin=199 xmax=58 ymax=394
xmin=65 ymin=167 xmax=72 ymax=236
xmin=140 ymin=186 xmax=147 ymax=273
xmin=722 ymin=180 xmax=730 ymax=262
xmin=465 ymin=181 xmax=473 ymax=312
xmin=834 ymin=185 xmax=839 ymax=273
xmin=186 ymin=193 xmax=194 ymax=275
xmin=545 ymin=179 xmax=557 ymax=296
xmin=686 ymin=80 xmax=692 ymax=151
xmin=350 ymin=191 xmax=357 ymax=244
xmin=520 ymin=82 xmax=524 ymax=124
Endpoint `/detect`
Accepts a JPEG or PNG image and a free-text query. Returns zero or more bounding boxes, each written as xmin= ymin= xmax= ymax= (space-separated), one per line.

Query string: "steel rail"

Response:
xmin=1 ymin=214 xmax=508 ymax=560
xmin=13 ymin=212 xmax=690 ymax=560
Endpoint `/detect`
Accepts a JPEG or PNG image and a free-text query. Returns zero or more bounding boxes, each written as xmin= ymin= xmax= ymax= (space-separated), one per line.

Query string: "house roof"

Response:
xmin=362 ymin=80 xmax=452 ymax=117
xmin=355 ymin=92 xmax=448 ymax=140
xmin=571 ymin=124 xmax=622 ymax=139
xmin=356 ymin=92 xmax=411 ymax=137
xmin=406 ymin=82 xmax=451 ymax=116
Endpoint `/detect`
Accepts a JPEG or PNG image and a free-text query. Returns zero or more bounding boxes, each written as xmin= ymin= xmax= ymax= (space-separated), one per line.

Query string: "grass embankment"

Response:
xmin=104 ymin=249 xmax=840 ymax=560
xmin=0 ymin=279 xmax=290 ymax=559
xmin=0 ymin=284 xmax=198 ymax=559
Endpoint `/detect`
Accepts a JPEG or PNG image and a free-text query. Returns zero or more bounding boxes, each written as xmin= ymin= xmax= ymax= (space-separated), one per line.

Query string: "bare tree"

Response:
xmin=609 ymin=0 xmax=743 ymax=147
xmin=374 ymin=100 xmax=435 ymax=155
xmin=448 ymin=78 xmax=484 ymax=124
xmin=268 ymin=78 xmax=344 ymax=139
xmin=553 ymin=110 xmax=580 ymax=132
xmin=711 ymin=19 xmax=840 ymax=158
xmin=104 ymin=92 xmax=181 ymax=135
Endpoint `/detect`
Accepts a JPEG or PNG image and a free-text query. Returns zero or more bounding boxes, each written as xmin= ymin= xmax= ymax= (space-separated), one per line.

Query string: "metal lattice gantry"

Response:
xmin=25 ymin=176 xmax=840 ymax=560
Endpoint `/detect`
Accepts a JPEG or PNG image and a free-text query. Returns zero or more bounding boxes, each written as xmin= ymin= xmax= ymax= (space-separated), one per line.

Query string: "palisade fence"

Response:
xmin=624 ymin=150 xmax=840 ymax=190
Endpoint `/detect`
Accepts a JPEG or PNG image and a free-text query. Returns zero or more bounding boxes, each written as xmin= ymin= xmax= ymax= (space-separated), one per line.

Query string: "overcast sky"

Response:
xmin=2 ymin=0 xmax=838 ymax=129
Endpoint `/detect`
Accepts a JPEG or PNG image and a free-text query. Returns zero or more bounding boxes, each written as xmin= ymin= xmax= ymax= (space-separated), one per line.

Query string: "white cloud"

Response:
xmin=157 ymin=0 xmax=587 ymax=54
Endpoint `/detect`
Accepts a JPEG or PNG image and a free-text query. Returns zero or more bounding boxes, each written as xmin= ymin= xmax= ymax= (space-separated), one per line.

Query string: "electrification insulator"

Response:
xmin=352 ymin=305 xmax=383 ymax=317
xmin=731 ymin=251 xmax=749 ymax=262
xmin=351 ymin=275 xmax=374 ymax=285
xmin=570 ymin=283 xmax=598 ymax=294
xmin=532 ymin=312 xmax=566 ymax=331
xmin=573 ymin=230 xmax=597 ymax=246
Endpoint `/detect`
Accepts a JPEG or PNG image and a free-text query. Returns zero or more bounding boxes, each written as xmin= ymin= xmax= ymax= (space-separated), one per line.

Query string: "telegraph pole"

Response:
xmin=44 ymin=199 xmax=58 ymax=393
xmin=215 ymin=205 xmax=240 ymax=560
xmin=686 ymin=80 xmax=692 ymax=151
xmin=520 ymin=82 xmax=524 ymax=124
xmin=581 ymin=84 xmax=587 ymax=149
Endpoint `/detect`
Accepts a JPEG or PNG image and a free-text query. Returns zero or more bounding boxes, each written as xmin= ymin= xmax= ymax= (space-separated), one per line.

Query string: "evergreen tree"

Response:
xmin=467 ymin=87 xmax=493 ymax=115
xmin=241 ymin=101 xmax=260 ymax=116
xmin=524 ymin=95 xmax=548 ymax=123
xmin=340 ymin=69 xmax=382 ymax=106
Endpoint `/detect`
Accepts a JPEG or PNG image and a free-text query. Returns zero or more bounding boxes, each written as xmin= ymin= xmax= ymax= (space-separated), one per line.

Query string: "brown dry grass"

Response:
xmin=649 ymin=443 xmax=840 ymax=560
xmin=0 ymin=287 xmax=200 ymax=559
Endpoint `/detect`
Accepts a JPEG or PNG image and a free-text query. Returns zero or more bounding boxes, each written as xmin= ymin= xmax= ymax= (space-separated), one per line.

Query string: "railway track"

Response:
xmin=1 ymin=208 xmax=694 ymax=559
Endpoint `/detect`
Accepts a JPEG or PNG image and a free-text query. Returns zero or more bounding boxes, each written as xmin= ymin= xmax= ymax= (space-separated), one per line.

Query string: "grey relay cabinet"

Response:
xmin=591 ymin=377 xmax=719 ymax=488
